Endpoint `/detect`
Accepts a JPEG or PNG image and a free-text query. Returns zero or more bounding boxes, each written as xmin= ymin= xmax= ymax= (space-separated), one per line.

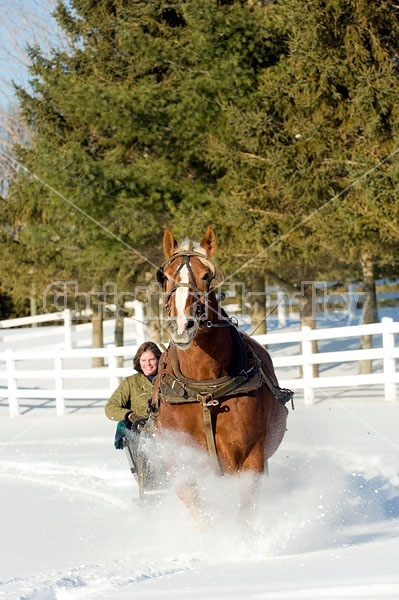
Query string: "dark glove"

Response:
xmin=126 ymin=411 xmax=139 ymax=423
xmin=131 ymin=418 xmax=148 ymax=432
xmin=114 ymin=420 xmax=131 ymax=450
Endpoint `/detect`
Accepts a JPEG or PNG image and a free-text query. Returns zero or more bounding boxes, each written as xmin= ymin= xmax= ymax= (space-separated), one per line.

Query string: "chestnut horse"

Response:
xmin=151 ymin=226 xmax=292 ymax=523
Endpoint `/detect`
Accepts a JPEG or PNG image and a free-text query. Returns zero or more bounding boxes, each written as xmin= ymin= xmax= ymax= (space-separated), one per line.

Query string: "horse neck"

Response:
xmin=176 ymin=294 xmax=234 ymax=381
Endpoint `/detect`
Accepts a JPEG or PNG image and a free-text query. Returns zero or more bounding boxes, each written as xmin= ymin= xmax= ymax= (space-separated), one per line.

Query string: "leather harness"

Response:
xmin=149 ymin=250 xmax=294 ymax=473
xmin=149 ymin=327 xmax=293 ymax=474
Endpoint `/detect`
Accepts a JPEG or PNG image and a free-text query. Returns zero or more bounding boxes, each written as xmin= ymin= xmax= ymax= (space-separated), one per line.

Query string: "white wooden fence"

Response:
xmin=0 ymin=310 xmax=74 ymax=348
xmin=0 ymin=303 xmax=146 ymax=349
xmin=1 ymin=345 xmax=139 ymax=417
xmin=255 ymin=317 xmax=399 ymax=406
xmin=0 ymin=317 xmax=398 ymax=417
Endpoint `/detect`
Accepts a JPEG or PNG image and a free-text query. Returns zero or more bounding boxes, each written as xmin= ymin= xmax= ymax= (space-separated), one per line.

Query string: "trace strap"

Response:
xmin=197 ymin=393 xmax=221 ymax=475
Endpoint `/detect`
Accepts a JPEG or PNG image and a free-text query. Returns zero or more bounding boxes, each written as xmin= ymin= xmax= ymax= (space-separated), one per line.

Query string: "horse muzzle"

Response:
xmin=165 ymin=316 xmax=199 ymax=348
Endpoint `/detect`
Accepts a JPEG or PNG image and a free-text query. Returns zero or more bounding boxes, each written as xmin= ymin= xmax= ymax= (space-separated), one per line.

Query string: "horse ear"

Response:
xmin=163 ymin=228 xmax=179 ymax=258
xmin=199 ymin=226 xmax=216 ymax=257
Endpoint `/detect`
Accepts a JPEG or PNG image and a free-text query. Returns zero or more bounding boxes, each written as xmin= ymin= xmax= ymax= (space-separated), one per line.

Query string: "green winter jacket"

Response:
xmin=104 ymin=373 xmax=154 ymax=422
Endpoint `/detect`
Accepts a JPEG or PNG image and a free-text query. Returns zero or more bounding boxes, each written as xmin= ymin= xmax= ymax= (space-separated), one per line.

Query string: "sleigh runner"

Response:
xmin=122 ymin=425 xmax=170 ymax=500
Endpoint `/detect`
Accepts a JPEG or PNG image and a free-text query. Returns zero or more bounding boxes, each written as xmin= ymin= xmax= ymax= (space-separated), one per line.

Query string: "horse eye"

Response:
xmin=202 ymin=273 xmax=210 ymax=281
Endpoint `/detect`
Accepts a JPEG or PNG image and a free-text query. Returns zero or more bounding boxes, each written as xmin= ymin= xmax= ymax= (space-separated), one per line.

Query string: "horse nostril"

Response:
xmin=165 ymin=318 xmax=177 ymax=334
xmin=187 ymin=318 xmax=196 ymax=330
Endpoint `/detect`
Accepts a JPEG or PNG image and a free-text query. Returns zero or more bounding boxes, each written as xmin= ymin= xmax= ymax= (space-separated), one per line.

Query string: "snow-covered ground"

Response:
xmin=1 ymin=315 xmax=399 ymax=599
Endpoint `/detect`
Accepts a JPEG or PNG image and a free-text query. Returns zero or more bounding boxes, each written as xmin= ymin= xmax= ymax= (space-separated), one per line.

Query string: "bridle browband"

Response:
xmin=157 ymin=250 xmax=216 ymax=301
xmin=157 ymin=249 xmax=234 ymax=329
xmin=157 ymin=250 xmax=216 ymax=282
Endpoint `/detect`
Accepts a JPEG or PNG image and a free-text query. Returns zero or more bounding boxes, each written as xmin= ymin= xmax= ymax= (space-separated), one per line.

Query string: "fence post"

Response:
xmin=5 ymin=349 xmax=19 ymax=417
xmin=302 ymin=326 xmax=315 ymax=406
xmin=63 ymin=309 xmax=73 ymax=349
xmin=54 ymin=352 xmax=65 ymax=415
xmin=107 ymin=344 xmax=120 ymax=392
xmin=382 ymin=317 xmax=396 ymax=403
xmin=277 ymin=289 xmax=287 ymax=328
xmin=132 ymin=300 xmax=145 ymax=346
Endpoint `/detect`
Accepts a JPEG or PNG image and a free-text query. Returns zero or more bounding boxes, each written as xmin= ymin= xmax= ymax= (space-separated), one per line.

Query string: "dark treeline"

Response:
xmin=1 ymin=0 xmax=399 ymax=331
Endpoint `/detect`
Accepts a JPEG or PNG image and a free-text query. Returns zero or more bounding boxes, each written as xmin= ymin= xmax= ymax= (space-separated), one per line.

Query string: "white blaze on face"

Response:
xmin=175 ymin=264 xmax=189 ymax=335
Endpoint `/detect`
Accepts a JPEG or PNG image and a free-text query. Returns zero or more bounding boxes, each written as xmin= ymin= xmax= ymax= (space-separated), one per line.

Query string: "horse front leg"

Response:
xmin=177 ymin=480 xmax=212 ymax=531
xmin=237 ymin=445 xmax=266 ymax=525
xmin=236 ymin=470 xmax=261 ymax=527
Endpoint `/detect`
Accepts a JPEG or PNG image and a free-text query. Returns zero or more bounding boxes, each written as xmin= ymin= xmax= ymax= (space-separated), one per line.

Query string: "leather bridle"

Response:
xmin=157 ymin=251 xmax=216 ymax=316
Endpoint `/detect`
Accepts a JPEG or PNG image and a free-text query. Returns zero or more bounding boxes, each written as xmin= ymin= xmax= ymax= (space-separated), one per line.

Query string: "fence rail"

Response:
xmin=0 ymin=310 xmax=74 ymax=348
xmin=0 ymin=317 xmax=398 ymax=416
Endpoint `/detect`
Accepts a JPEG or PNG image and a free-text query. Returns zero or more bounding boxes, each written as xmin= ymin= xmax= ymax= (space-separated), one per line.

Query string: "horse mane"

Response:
xmin=176 ymin=238 xmax=207 ymax=257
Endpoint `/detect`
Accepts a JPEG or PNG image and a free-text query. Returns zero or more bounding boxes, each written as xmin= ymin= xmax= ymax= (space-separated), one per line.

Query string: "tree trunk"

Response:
xmin=145 ymin=281 xmax=162 ymax=343
xmin=248 ymin=272 xmax=267 ymax=336
xmin=114 ymin=311 xmax=125 ymax=368
xmin=359 ymin=251 xmax=378 ymax=375
xmin=92 ymin=303 xmax=104 ymax=368
xmin=30 ymin=283 xmax=37 ymax=327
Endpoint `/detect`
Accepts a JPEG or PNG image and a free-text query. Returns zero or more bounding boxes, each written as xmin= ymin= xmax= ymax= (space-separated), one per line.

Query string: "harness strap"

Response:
xmin=198 ymin=393 xmax=221 ymax=475
xmin=168 ymin=347 xmax=256 ymax=401
xmin=260 ymin=365 xmax=295 ymax=410
xmin=148 ymin=329 xmax=294 ymax=467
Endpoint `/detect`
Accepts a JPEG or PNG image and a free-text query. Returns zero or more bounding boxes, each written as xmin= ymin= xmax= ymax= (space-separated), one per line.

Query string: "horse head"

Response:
xmin=157 ymin=226 xmax=219 ymax=348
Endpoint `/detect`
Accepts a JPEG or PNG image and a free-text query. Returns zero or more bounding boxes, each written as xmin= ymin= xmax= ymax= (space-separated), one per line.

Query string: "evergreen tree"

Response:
xmin=2 ymin=0 xmax=285 ymax=325
xmin=208 ymin=0 xmax=399 ymax=330
xmin=4 ymin=0 xmax=399 ymax=345
xmin=1 ymin=1 xmax=207 ymax=311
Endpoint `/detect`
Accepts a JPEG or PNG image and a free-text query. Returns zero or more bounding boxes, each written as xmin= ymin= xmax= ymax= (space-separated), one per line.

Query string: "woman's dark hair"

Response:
xmin=133 ymin=341 xmax=162 ymax=373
